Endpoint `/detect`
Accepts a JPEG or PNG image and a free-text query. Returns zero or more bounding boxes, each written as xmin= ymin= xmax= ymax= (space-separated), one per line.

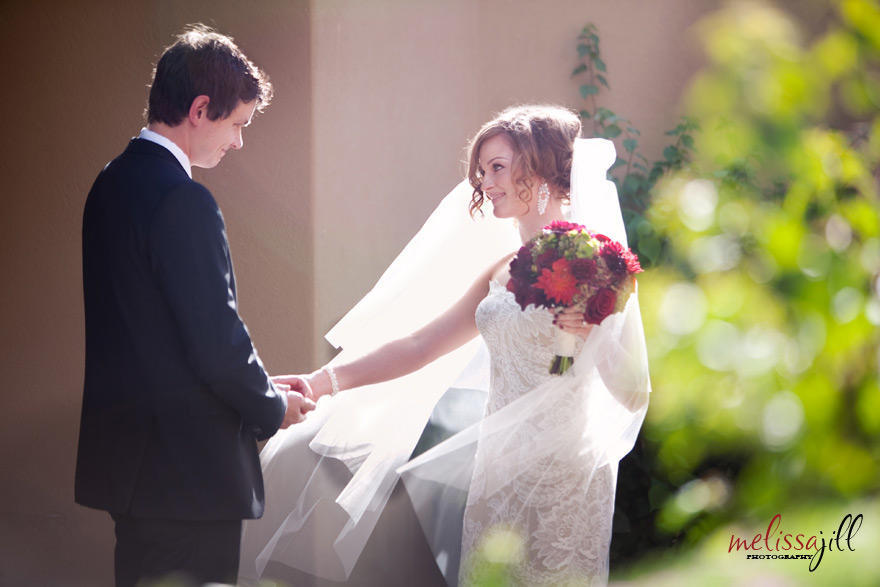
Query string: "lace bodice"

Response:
xmin=461 ymin=280 xmax=612 ymax=586
xmin=475 ymin=280 xmax=558 ymax=415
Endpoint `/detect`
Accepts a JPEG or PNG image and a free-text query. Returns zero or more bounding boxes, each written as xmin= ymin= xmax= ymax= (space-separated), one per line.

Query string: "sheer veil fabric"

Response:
xmin=239 ymin=139 xmax=650 ymax=585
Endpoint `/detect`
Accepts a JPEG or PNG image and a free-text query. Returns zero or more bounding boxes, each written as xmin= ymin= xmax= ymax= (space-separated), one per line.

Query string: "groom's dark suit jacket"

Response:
xmin=75 ymin=138 xmax=287 ymax=521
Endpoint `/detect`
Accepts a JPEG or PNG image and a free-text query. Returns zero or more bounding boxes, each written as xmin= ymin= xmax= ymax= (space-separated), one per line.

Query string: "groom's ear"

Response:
xmin=187 ymin=95 xmax=211 ymax=126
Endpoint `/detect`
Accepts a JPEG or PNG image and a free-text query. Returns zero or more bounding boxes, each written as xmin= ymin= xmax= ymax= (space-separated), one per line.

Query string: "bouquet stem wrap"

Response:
xmin=551 ymin=329 xmax=579 ymax=374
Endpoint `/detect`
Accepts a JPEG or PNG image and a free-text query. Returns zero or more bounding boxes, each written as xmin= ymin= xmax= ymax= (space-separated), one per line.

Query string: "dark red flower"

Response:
xmin=509 ymin=247 xmax=534 ymax=282
xmin=524 ymin=285 xmax=548 ymax=308
xmin=508 ymin=280 xmax=547 ymax=310
xmin=584 ymin=287 xmax=616 ymax=324
xmin=536 ymin=250 xmax=560 ymax=270
xmin=592 ymin=233 xmax=612 ymax=243
xmin=600 ymin=241 xmax=628 ymax=276
xmin=534 ymin=258 xmax=578 ymax=305
xmin=506 ymin=278 xmax=527 ymax=308
xmin=623 ymin=249 xmax=643 ymax=274
xmin=545 ymin=220 xmax=585 ymax=233
xmin=570 ymin=258 xmax=598 ymax=283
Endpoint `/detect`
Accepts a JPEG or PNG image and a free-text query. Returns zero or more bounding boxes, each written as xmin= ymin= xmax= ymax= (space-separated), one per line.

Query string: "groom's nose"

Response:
xmin=232 ymin=130 xmax=244 ymax=150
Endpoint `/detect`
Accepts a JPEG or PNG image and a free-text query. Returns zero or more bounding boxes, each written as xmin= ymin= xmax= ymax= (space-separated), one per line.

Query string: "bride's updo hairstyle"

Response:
xmin=467 ymin=104 xmax=581 ymax=217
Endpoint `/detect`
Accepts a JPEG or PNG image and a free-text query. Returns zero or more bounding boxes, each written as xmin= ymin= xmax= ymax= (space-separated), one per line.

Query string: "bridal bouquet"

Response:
xmin=506 ymin=220 xmax=642 ymax=374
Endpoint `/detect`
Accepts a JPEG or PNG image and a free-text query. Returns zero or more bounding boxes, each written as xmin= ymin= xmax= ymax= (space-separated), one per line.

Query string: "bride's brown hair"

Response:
xmin=467 ymin=104 xmax=582 ymax=217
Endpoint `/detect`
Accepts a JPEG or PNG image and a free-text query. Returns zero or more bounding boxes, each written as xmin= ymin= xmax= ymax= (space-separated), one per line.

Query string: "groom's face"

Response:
xmin=191 ymin=99 xmax=258 ymax=169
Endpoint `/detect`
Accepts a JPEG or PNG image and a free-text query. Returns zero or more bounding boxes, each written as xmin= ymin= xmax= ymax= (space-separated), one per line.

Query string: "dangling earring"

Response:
xmin=537 ymin=181 xmax=550 ymax=215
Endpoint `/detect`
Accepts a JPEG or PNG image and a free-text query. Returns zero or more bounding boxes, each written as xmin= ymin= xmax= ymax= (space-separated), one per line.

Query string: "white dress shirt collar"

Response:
xmin=137 ymin=127 xmax=192 ymax=179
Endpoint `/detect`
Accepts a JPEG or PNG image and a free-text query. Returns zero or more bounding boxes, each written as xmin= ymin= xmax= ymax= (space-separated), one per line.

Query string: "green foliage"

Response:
xmin=643 ymin=0 xmax=880 ymax=551
xmin=474 ymin=9 xmax=880 ymax=580
xmin=572 ymin=23 xmax=698 ymax=268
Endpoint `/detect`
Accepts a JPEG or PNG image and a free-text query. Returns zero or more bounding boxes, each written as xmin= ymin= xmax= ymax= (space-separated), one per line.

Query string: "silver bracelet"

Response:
xmin=325 ymin=366 xmax=340 ymax=396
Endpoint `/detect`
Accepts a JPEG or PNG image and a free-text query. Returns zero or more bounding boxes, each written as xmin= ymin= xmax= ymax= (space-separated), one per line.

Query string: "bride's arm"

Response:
xmin=279 ymin=257 xmax=509 ymax=399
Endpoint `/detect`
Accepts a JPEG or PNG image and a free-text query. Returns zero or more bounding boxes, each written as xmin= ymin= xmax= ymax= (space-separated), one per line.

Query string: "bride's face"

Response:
xmin=477 ymin=134 xmax=533 ymax=219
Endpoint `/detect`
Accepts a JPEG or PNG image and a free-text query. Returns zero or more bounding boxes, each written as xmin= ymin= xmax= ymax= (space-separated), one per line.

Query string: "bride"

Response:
xmin=239 ymin=105 xmax=650 ymax=586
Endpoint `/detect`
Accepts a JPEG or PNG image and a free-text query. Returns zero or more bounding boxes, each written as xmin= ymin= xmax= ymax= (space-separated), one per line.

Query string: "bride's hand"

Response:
xmin=305 ymin=368 xmax=335 ymax=400
xmin=272 ymin=373 xmax=318 ymax=401
xmin=273 ymin=370 xmax=334 ymax=401
xmin=553 ymin=306 xmax=594 ymax=339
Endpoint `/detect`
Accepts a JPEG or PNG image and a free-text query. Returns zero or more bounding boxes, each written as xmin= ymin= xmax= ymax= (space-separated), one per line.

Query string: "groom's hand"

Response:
xmin=271 ymin=375 xmax=315 ymax=430
xmin=274 ymin=382 xmax=316 ymax=429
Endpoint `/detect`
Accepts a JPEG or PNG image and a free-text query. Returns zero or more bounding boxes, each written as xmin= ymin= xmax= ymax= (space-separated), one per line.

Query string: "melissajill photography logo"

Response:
xmin=728 ymin=513 xmax=863 ymax=571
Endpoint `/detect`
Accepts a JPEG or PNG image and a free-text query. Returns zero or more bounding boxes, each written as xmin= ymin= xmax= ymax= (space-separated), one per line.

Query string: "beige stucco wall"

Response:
xmin=0 ymin=0 xmax=714 ymax=584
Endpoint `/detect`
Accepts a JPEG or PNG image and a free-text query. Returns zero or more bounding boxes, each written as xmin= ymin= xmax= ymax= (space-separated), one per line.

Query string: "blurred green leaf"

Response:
xmin=605 ymin=124 xmax=623 ymax=138
xmin=663 ymin=145 xmax=681 ymax=162
xmin=580 ymin=84 xmax=599 ymax=98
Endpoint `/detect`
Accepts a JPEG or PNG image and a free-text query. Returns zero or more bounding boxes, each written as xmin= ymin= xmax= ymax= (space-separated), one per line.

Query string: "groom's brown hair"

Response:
xmin=146 ymin=24 xmax=273 ymax=126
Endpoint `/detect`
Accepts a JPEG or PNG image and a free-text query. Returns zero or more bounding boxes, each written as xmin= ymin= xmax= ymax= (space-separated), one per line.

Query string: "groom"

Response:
xmin=75 ymin=25 xmax=314 ymax=586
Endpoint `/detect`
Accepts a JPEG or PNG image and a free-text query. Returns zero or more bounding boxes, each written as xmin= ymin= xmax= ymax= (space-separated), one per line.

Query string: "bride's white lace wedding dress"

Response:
xmin=459 ymin=279 xmax=614 ymax=585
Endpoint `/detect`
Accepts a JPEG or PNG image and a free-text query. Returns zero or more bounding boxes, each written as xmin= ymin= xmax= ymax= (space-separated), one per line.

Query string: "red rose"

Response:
xmin=584 ymin=287 xmax=616 ymax=324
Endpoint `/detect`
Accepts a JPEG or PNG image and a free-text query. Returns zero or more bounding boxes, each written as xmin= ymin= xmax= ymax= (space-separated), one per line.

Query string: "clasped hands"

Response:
xmin=272 ymin=369 xmax=333 ymax=428
xmin=272 ymin=376 xmax=315 ymax=429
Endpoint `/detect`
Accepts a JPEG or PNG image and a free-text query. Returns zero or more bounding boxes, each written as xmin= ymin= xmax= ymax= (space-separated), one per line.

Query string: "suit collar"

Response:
xmin=137 ymin=128 xmax=192 ymax=178
xmin=125 ymin=138 xmax=191 ymax=178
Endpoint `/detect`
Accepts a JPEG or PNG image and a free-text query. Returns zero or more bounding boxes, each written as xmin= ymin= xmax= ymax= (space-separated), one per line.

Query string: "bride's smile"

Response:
xmin=477 ymin=133 xmax=528 ymax=220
